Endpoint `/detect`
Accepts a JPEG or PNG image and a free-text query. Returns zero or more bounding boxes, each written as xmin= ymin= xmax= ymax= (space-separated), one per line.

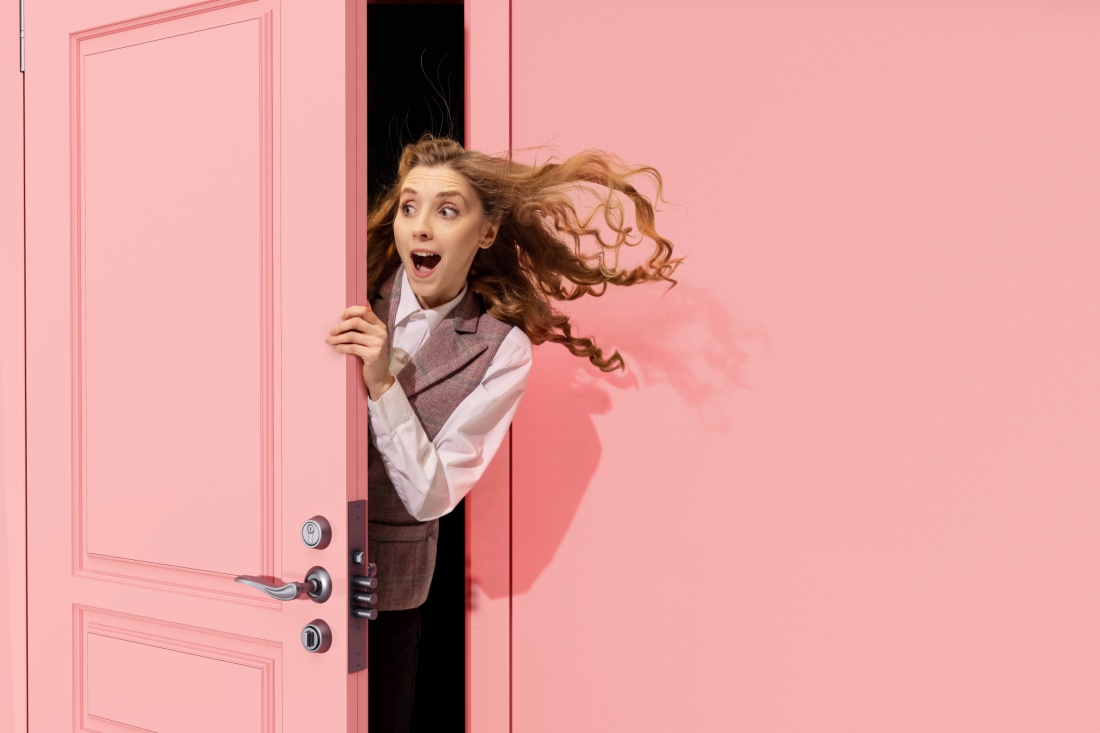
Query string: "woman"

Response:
xmin=325 ymin=133 xmax=680 ymax=732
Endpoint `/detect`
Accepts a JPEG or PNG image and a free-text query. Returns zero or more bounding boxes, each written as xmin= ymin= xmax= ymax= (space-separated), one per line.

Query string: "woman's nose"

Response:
xmin=412 ymin=219 xmax=431 ymax=239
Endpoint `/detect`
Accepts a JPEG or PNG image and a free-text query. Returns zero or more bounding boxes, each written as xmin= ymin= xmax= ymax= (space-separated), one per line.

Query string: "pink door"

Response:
xmin=25 ymin=1 xmax=371 ymax=730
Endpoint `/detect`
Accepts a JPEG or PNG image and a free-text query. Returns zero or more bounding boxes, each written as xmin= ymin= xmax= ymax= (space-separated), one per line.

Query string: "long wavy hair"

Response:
xmin=367 ymin=133 xmax=682 ymax=372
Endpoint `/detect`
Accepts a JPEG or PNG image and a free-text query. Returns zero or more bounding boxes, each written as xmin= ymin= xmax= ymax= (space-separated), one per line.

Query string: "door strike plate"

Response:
xmin=348 ymin=500 xmax=367 ymax=673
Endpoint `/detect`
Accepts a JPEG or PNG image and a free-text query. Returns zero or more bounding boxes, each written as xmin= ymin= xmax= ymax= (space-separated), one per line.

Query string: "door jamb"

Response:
xmin=1 ymin=24 xmax=28 ymax=733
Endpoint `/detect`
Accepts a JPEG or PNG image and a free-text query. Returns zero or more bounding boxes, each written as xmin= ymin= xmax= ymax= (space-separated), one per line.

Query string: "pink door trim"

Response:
xmin=464 ymin=1 xmax=513 ymax=731
xmin=0 ymin=13 xmax=28 ymax=732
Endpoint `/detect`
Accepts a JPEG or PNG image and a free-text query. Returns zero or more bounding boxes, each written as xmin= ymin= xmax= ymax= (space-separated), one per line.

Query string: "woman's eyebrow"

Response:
xmin=400 ymin=187 xmax=467 ymax=204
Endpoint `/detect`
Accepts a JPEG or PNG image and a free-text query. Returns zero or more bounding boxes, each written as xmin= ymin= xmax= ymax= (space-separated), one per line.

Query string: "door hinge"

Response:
xmin=20 ymin=0 xmax=25 ymax=72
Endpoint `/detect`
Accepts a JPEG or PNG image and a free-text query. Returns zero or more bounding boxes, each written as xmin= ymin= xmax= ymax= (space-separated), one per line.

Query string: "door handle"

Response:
xmin=234 ymin=566 xmax=333 ymax=602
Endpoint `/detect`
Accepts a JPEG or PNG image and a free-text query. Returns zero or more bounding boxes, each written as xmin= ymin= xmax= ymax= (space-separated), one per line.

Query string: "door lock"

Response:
xmin=301 ymin=515 xmax=332 ymax=549
xmin=301 ymin=620 xmax=332 ymax=653
xmin=350 ymin=558 xmax=378 ymax=620
xmin=348 ymin=500 xmax=372 ymax=672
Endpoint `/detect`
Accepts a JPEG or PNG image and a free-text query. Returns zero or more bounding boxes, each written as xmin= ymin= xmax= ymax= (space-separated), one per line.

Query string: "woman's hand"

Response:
xmin=325 ymin=304 xmax=395 ymax=401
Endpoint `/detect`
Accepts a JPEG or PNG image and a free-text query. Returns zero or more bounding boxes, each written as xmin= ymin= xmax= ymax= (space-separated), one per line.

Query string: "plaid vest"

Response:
xmin=367 ymin=268 xmax=513 ymax=610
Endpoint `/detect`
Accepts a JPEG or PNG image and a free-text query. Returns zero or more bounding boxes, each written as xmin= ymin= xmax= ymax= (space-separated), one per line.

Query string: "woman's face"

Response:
xmin=392 ymin=165 xmax=496 ymax=310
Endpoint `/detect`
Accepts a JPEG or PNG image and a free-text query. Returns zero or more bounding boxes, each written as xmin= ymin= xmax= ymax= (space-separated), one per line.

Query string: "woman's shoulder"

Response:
xmin=492 ymin=324 xmax=533 ymax=365
xmin=503 ymin=324 xmax=532 ymax=348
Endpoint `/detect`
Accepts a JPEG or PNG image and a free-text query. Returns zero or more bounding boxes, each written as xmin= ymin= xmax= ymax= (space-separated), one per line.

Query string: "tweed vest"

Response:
xmin=367 ymin=268 xmax=513 ymax=611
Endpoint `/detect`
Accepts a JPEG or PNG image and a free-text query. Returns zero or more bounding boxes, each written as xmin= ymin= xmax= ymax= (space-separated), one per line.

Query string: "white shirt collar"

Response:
xmin=394 ymin=268 xmax=468 ymax=334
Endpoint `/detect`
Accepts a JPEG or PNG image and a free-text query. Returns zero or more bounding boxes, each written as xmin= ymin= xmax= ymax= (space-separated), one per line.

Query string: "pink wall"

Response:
xmin=0 ymin=19 xmax=26 ymax=733
xmin=510 ymin=2 xmax=1100 ymax=730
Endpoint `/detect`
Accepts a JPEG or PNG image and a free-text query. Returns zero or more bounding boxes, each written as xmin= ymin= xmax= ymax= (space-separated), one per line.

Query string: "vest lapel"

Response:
xmin=368 ymin=266 xmax=404 ymax=338
xmin=397 ymin=292 xmax=489 ymax=398
xmin=373 ymin=267 xmax=492 ymax=399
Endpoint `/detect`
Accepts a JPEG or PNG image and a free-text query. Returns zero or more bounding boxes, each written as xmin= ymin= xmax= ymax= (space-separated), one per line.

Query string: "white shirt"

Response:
xmin=367 ymin=270 xmax=533 ymax=521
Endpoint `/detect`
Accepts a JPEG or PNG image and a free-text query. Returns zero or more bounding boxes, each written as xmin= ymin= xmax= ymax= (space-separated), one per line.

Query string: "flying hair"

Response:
xmin=367 ymin=133 xmax=684 ymax=372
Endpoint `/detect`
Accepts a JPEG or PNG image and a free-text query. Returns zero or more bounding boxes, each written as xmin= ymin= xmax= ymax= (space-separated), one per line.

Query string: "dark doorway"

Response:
xmin=367 ymin=4 xmax=466 ymax=732
xmin=368 ymin=4 xmax=464 ymax=199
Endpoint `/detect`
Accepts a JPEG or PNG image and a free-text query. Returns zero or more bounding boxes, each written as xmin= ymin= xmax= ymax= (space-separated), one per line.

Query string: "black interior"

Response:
xmin=367 ymin=4 xmax=467 ymax=731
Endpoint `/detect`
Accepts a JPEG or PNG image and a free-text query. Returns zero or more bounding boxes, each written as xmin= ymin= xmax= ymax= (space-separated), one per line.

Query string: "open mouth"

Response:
xmin=411 ymin=251 xmax=441 ymax=274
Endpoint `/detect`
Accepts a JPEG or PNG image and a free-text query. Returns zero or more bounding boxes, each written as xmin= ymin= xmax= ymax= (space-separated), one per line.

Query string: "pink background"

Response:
xmin=4 ymin=1 xmax=1100 ymax=731
xmin=507 ymin=1 xmax=1100 ymax=730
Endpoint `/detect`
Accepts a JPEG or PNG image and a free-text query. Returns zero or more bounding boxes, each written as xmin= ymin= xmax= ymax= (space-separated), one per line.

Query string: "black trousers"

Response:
xmin=369 ymin=607 xmax=422 ymax=733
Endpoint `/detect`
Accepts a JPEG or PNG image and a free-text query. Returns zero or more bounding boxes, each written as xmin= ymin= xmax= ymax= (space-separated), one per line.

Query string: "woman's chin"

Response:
xmin=405 ymin=278 xmax=439 ymax=309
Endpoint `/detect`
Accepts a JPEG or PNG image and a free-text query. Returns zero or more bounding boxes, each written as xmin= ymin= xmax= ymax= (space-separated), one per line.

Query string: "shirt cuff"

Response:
xmin=367 ymin=378 xmax=414 ymax=435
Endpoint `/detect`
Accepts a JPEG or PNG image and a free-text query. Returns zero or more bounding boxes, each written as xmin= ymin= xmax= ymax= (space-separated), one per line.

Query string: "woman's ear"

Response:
xmin=479 ymin=220 xmax=499 ymax=249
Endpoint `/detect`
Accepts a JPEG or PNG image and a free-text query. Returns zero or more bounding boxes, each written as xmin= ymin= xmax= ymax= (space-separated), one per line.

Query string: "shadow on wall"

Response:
xmin=485 ymin=279 xmax=766 ymax=597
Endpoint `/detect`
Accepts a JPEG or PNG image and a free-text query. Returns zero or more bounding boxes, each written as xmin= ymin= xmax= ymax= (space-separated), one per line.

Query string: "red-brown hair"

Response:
xmin=368 ymin=134 xmax=682 ymax=372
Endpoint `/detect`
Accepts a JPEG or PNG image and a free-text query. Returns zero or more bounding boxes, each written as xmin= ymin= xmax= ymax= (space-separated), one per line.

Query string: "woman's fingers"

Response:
xmin=328 ymin=313 xmax=384 ymax=337
xmin=326 ymin=310 xmax=385 ymax=360
xmin=326 ymin=304 xmax=391 ymax=395
xmin=339 ymin=304 xmax=383 ymax=326
xmin=326 ymin=330 xmax=383 ymax=348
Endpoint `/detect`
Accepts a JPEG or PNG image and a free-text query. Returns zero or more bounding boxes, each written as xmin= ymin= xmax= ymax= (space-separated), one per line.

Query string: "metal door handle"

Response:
xmin=234 ymin=565 xmax=333 ymax=602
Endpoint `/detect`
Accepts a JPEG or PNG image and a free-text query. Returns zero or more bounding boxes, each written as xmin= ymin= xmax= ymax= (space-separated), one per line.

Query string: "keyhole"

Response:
xmin=301 ymin=517 xmax=331 ymax=550
xmin=301 ymin=619 xmax=331 ymax=653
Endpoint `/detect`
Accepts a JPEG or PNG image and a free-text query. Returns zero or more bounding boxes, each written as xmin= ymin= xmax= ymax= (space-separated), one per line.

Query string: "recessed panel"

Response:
xmin=81 ymin=21 xmax=269 ymax=575
xmin=85 ymin=631 xmax=270 ymax=733
xmin=77 ymin=606 xmax=278 ymax=733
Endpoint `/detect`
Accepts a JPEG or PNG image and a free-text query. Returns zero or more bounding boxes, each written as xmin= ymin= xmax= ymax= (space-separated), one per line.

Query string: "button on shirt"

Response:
xmin=367 ymin=270 xmax=533 ymax=521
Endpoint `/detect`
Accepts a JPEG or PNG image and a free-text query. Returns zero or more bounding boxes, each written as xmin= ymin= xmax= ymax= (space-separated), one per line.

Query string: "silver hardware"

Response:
xmin=350 ymin=552 xmax=379 ymax=579
xmin=350 ymin=553 xmax=378 ymax=619
xmin=301 ymin=620 xmax=332 ymax=653
xmin=345 ymin=501 xmax=381 ymax=669
xmin=352 ymin=575 xmax=377 ymax=590
xmin=348 ymin=500 xmax=368 ymax=672
xmin=301 ymin=516 xmax=332 ymax=549
xmin=235 ymin=566 xmax=333 ymax=603
xmin=20 ymin=0 xmax=25 ymax=72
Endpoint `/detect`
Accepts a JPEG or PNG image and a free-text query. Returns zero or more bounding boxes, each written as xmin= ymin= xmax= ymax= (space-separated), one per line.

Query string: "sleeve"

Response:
xmin=366 ymin=326 xmax=533 ymax=521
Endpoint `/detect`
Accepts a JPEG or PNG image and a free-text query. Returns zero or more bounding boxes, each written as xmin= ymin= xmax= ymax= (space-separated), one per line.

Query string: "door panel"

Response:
xmin=509 ymin=1 xmax=1100 ymax=731
xmin=78 ymin=11 xmax=270 ymax=590
xmin=82 ymin=611 xmax=277 ymax=733
xmin=26 ymin=1 xmax=368 ymax=731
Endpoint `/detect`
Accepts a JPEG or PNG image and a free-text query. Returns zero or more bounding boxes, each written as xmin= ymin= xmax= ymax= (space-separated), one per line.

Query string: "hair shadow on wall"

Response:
xmin=509 ymin=279 xmax=760 ymax=595
xmin=586 ymin=282 xmax=759 ymax=430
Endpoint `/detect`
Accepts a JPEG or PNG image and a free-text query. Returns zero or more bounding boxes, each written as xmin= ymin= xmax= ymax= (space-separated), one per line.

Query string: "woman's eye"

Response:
xmin=400 ymin=203 xmax=457 ymax=217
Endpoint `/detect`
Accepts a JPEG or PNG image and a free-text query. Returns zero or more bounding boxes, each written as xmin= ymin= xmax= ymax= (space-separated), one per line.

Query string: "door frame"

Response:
xmin=1 ymin=11 xmax=27 ymax=730
xmin=463 ymin=5 xmax=513 ymax=732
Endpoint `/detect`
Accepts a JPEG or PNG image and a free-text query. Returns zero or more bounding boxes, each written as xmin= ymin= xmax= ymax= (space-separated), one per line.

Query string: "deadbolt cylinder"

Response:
xmin=301 ymin=620 xmax=332 ymax=653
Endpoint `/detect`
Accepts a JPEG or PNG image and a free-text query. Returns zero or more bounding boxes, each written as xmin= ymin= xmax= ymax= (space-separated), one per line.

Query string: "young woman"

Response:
xmin=325 ymin=133 xmax=681 ymax=732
